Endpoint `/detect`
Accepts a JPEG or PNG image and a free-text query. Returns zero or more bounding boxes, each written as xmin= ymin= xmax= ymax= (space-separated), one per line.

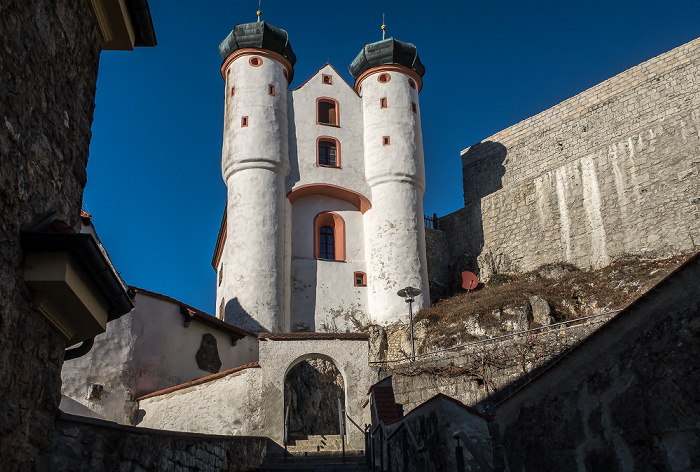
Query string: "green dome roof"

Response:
xmin=349 ymin=37 xmax=425 ymax=80
xmin=219 ymin=21 xmax=296 ymax=66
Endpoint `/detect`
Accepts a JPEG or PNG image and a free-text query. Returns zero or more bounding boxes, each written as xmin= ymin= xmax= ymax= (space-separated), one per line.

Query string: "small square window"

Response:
xmin=241 ymin=116 xmax=248 ymax=127
xmin=354 ymin=272 xmax=367 ymax=287
xmin=269 ymin=84 xmax=275 ymax=96
xmin=380 ymin=97 xmax=387 ymax=109
xmin=322 ymin=74 xmax=333 ymax=85
xmin=412 ymin=102 xmax=417 ymax=114
xmin=382 ymin=136 xmax=390 ymax=146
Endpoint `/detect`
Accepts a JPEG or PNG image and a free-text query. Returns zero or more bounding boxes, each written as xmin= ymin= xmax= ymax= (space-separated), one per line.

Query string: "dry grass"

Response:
xmin=414 ymin=253 xmax=692 ymax=349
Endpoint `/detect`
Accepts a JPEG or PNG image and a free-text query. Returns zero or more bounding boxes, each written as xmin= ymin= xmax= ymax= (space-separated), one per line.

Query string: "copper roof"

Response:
xmin=137 ymin=361 xmax=260 ymax=400
xmin=258 ymin=332 xmax=370 ymax=340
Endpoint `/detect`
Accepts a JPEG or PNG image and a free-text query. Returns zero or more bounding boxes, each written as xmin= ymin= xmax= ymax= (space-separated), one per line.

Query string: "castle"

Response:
xmin=3 ymin=1 xmax=698 ymax=469
xmin=212 ymin=19 xmax=430 ymax=333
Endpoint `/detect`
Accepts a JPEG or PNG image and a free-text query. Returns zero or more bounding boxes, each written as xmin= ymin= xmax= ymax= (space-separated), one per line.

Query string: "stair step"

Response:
xmin=257 ymin=451 xmax=368 ymax=471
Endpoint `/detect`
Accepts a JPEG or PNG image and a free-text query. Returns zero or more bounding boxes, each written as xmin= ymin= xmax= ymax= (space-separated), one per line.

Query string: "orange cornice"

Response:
xmin=353 ymin=64 xmax=423 ymax=94
xmin=287 ymin=184 xmax=372 ymax=214
xmin=220 ymin=48 xmax=294 ymax=83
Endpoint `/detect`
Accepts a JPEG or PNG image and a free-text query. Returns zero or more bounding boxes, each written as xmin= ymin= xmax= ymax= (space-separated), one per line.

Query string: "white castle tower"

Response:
xmin=213 ymin=17 xmax=429 ymax=332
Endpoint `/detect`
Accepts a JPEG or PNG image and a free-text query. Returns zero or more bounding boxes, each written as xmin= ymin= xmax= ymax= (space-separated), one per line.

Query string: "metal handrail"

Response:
xmin=346 ymin=412 xmax=365 ymax=434
xmin=453 ymin=430 xmax=493 ymax=472
xmin=370 ymin=309 xmax=622 ymax=366
xmin=385 ymin=419 xmax=425 ymax=452
xmin=283 ymin=403 xmax=290 ymax=458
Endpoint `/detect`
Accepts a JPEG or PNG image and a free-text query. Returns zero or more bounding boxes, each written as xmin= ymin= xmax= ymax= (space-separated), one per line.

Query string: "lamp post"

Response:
xmin=397 ymin=286 xmax=421 ymax=361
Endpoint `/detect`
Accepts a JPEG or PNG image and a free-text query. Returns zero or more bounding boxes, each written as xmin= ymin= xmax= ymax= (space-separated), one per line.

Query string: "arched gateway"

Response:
xmin=258 ymin=332 xmax=373 ymax=449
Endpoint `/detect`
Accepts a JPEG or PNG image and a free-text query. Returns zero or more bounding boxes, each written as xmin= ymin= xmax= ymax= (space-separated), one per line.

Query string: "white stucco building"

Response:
xmin=212 ymin=20 xmax=430 ymax=333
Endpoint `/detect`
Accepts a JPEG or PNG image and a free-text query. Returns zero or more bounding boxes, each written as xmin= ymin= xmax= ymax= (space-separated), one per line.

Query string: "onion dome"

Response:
xmin=219 ymin=21 xmax=296 ymax=66
xmin=349 ymin=37 xmax=425 ymax=80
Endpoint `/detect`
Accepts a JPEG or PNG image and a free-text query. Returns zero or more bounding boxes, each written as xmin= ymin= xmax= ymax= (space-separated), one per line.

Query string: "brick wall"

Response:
xmin=0 ymin=1 xmax=101 ymax=469
xmin=448 ymin=38 xmax=700 ymax=279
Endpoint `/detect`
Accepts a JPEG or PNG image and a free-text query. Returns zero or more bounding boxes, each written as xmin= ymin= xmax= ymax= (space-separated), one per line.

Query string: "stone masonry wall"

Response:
xmin=449 ymin=38 xmax=700 ymax=280
xmin=496 ymin=253 xmax=700 ymax=471
xmin=424 ymin=227 xmax=451 ymax=298
xmin=379 ymin=314 xmax=615 ymax=414
xmin=0 ymin=1 xmax=101 ymax=470
xmin=51 ymin=413 xmax=276 ymax=472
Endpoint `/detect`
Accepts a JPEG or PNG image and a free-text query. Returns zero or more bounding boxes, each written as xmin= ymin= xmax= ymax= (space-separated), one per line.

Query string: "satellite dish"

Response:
xmin=461 ymin=271 xmax=478 ymax=290
xmin=397 ymin=287 xmax=421 ymax=298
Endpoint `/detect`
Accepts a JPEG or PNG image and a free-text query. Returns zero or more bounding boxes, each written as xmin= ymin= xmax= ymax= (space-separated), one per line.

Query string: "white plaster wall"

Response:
xmin=61 ymin=293 xmax=259 ymax=424
xmin=138 ymin=367 xmax=264 ymax=436
xmin=289 ymin=196 xmax=368 ymax=332
xmin=287 ymin=64 xmax=368 ymax=197
xmin=137 ymin=338 xmax=374 ymax=449
xmin=361 ymin=70 xmax=430 ymax=324
xmin=220 ymin=53 xmax=290 ymax=332
xmin=258 ymin=339 xmax=373 ymax=449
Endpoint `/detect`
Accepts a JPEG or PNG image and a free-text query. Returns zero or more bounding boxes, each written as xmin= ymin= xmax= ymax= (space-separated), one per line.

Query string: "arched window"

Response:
xmin=314 ymin=212 xmax=345 ymax=261
xmin=317 ymin=137 xmax=340 ymax=168
xmin=317 ymin=98 xmax=339 ymax=126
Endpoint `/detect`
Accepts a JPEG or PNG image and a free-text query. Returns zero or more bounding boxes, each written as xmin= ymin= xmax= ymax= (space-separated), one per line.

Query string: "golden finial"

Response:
xmin=257 ymin=0 xmax=262 ymax=22
xmin=381 ymin=14 xmax=386 ymax=40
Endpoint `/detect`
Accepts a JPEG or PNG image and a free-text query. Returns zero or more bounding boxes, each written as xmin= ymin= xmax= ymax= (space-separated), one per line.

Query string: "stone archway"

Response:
xmin=284 ymin=355 xmax=344 ymax=440
xmin=257 ymin=333 xmax=373 ymax=449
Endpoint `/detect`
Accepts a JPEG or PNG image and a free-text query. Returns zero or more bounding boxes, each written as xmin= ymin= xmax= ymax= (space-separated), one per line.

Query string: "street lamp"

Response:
xmin=397 ymin=286 xmax=421 ymax=361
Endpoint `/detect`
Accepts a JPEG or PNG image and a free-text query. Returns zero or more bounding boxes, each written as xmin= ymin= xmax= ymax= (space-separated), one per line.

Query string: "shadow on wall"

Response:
xmin=224 ymin=298 xmax=267 ymax=334
xmin=290 ymin=259 xmax=318 ymax=332
xmin=448 ymin=141 xmax=508 ymax=285
xmin=461 ymin=141 xmax=508 ymax=206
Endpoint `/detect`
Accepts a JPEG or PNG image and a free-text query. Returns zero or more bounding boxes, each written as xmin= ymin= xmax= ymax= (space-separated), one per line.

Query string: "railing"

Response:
xmin=370 ymin=309 xmax=622 ymax=367
xmin=453 ymin=430 xmax=493 ymax=472
xmin=283 ymin=403 xmax=290 ymax=459
xmin=424 ymin=213 xmax=439 ymax=230
xmin=367 ymin=418 xmax=425 ymax=471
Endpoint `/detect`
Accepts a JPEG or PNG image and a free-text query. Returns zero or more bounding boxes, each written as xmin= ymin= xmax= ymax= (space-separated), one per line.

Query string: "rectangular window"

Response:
xmin=383 ymin=136 xmax=390 ymax=146
xmin=241 ymin=116 xmax=248 ymax=127
xmin=230 ymin=86 xmax=235 ymax=97
xmin=412 ymin=102 xmax=417 ymax=114
xmin=322 ymin=74 xmax=333 ymax=85
xmin=269 ymin=84 xmax=275 ymax=96
xmin=317 ymin=99 xmax=339 ymax=126
xmin=319 ymin=226 xmax=335 ymax=260
xmin=354 ymin=272 xmax=367 ymax=287
xmin=380 ymin=97 xmax=387 ymax=109
xmin=318 ymin=141 xmax=338 ymax=167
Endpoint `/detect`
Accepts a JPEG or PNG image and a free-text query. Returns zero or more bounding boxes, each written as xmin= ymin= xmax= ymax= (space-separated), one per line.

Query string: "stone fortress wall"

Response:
xmin=439 ymin=37 xmax=700 ymax=281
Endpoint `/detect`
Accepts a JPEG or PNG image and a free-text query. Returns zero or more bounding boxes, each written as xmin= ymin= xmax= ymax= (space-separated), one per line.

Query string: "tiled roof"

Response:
xmin=137 ymin=361 xmax=260 ymax=400
xmin=258 ymin=332 xmax=370 ymax=340
xmin=371 ymin=386 xmax=401 ymax=424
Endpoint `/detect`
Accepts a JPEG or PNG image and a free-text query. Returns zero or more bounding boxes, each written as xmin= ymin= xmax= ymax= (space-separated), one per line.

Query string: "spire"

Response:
xmin=257 ymin=0 xmax=262 ymax=22
xmin=381 ymin=14 xmax=386 ymax=40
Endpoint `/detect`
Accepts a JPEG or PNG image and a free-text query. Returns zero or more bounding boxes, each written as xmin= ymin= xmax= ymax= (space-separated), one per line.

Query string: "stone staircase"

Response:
xmin=255 ymin=435 xmax=368 ymax=471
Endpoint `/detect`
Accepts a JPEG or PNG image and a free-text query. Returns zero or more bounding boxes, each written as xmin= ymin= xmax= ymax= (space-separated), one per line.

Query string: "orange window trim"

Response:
xmin=316 ymin=97 xmax=340 ymax=127
xmin=354 ymin=271 xmax=367 ymax=287
xmin=241 ymin=116 xmax=248 ymax=127
xmin=269 ymin=84 xmax=275 ymax=96
xmin=383 ymin=136 xmax=390 ymax=146
xmin=316 ymin=136 xmax=341 ymax=168
xmin=380 ymin=97 xmax=387 ymax=109
xmin=322 ymin=74 xmax=333 ymax=85
xmin=313 ymin=212 xmax=346 ymax=261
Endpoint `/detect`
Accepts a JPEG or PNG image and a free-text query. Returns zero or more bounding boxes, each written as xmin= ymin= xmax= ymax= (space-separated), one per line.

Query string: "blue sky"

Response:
xmin=85 ymin=0 xmax=700 ymax=314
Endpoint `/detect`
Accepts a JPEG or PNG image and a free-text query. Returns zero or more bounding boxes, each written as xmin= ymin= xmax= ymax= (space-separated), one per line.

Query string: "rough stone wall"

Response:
xmin=0 ymin=1 xmax=101 ymax=470
xmin=497 ymin=254 xmax=700 ymax=472
xmin=450 ymin=38 xmax=700 ymax=280
xmin=380 ymin=396 xmax=492 ymax=472
xmin=380 ymin=314 xmax=615 ymax=414
xmin=424 ymin=227 xmax=451 ymax=298
xmin=51 ymin=413 xmax=275 ymax=472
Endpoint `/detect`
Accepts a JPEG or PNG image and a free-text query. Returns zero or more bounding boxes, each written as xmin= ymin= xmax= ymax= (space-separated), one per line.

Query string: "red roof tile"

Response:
xmin=372 ymin=386 xmax=401 ymax=424
xmin=258 ymin=332 xmax=370 ymax=341
xmin=137 ymin=361 xmax=260 ymax=400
